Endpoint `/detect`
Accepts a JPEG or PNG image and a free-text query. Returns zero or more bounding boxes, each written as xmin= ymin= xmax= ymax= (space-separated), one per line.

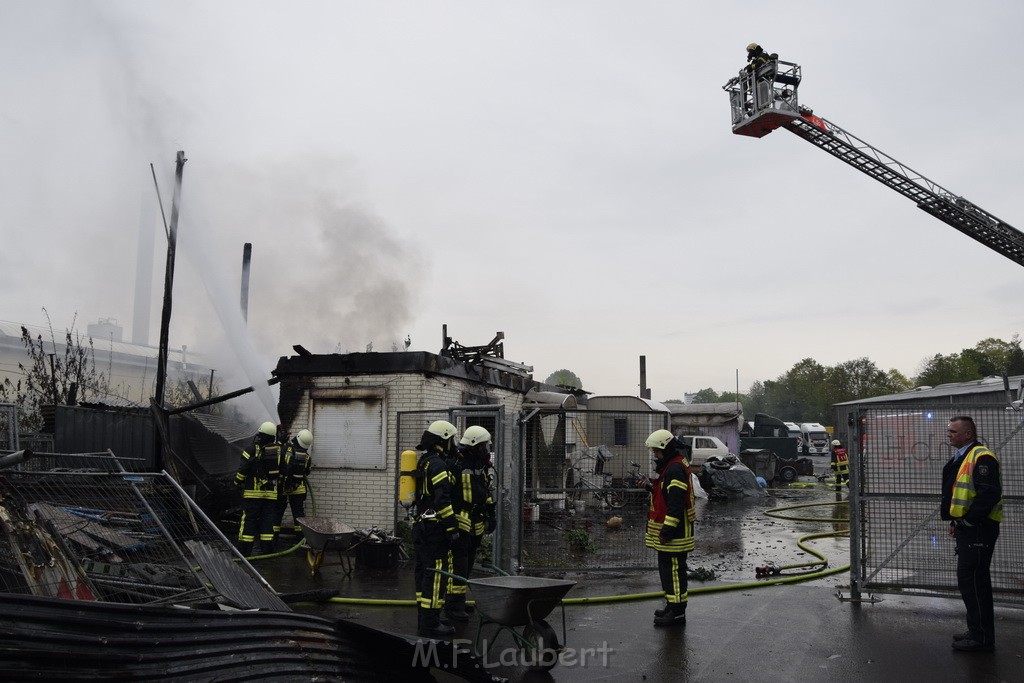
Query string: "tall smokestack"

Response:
xmin=132 ymin=191 xmax=156 ymax=346
xmin=240 ymin=243 xmax=252 ymax=323
xmin=640 ymin=355 xmax=651 ymax=399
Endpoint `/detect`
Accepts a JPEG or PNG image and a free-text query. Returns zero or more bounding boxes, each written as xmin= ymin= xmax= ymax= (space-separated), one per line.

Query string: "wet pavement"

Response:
xmin=255 ymin=457 xmax=1023 ymax=682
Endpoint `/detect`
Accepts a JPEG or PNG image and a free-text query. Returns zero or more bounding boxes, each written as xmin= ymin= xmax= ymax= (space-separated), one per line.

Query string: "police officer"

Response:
xmin=272 ymin=429 xmax=314 ymax=546
xmin=445 ymin=425 xmax=496 ymax=622
xmin=412 ymin=420 xmax=460 ymax=638
xmin=942 ymin=416 xmax=1003 ymax=652
xmin=830 ymin=439 xmax=850 ymax=491
xmin=234 ymin=421 xmax=283 ymax=556
xmin=644 ymin=429 xmax=696 ymax=627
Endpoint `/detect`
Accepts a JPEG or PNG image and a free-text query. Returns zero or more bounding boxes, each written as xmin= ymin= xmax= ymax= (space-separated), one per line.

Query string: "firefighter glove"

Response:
xmin=485 ymin=513 xmax=496 ymax=535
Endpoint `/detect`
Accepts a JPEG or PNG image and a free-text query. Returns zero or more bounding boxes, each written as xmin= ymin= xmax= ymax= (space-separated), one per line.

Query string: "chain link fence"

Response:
xmin=837 ymin=403 xmax=1023 ymax=604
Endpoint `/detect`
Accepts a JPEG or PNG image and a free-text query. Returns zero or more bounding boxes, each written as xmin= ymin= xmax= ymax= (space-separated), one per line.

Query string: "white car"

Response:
xmin=679 ymin=435 xmax=731 ymax=468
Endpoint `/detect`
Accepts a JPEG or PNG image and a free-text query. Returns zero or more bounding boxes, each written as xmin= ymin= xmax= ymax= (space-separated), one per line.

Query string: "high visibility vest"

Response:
xmin=949 ymin=445 xmax=1003 ymax=522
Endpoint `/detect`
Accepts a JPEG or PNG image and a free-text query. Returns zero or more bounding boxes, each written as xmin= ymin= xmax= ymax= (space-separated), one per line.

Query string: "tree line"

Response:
xmin=667 ymin=336 xmax=1024 ymax=425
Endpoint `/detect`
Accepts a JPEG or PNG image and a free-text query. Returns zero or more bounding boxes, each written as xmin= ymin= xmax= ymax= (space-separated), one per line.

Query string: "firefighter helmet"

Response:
xmin=297 ymin=429 xmax=313 ymax=449
xmin=831 ymin=439 xmax=841 ymax=447
xmin=427 ymin=420 xmax=458 ymax=440
xmin=258 ymin=421 xmax=277 ymax=437
xmin=747 ymin=42 xmax=761 ymax=53
xmin=460 ymin=425 xmax=492 ymax=447
xmin=645 ymin=429 xmax=675 ymax=450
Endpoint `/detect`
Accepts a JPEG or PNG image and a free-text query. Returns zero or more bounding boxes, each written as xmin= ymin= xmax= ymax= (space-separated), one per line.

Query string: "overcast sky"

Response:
xmin=2 ymin=1 xmax=1022 ymax=405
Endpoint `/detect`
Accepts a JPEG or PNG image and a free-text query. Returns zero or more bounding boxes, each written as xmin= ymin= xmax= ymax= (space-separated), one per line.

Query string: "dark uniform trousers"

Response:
xmin=413 ymin=521 xmax=450 ymax=610
xmin=658 ymin=551 xmax=689 ymax=605
xmin=956 ymin=522 xmax=1000 ymax=644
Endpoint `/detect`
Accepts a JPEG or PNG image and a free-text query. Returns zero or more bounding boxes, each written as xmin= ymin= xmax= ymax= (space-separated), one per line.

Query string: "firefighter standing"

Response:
xmin=412 ymin=420 xmax=460 ymax=638
xmin=831 ymin=439 xmax=850 ymax=491
xmin=644 ymin=429 xmax=696 ymax=627
xmin=234 ymin=421 xmax=283 ymax=556
xmin=272 ymin=429 xmax=314 ymax=546
xmin=445 ymin=425 xmax=496 ymax=622
xmin=942 ymin=416 xmax=1003 ymax=652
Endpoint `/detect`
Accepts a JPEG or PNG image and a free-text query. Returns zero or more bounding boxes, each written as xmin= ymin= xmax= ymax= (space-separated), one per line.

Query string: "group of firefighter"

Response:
xmin=233 ymin=421 xmax=314 ymax=557
xmin=409 ymin=420 xmax=497 ymax=638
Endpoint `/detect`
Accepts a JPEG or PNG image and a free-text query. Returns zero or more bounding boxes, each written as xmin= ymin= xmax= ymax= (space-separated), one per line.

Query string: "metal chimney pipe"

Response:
xmin=240 ymin=242 xmax=252 ymax=323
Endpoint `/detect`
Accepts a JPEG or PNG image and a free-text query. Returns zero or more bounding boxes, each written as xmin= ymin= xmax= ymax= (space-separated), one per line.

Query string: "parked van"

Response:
xmin=799 ymin=423 xmax=831 ymax=455
xmin=679 ymin=435 xmax=731 ymax=468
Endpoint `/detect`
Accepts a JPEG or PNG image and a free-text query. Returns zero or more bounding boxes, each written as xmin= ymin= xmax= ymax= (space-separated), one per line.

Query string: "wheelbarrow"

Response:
xmin=296 ymin=516 xmax=356 ymax=577
xmin=432 ymin=566 xmax=576 ymax=671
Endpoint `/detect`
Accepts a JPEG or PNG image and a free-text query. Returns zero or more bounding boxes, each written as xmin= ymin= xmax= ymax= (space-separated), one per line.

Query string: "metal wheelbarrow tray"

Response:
xmin=296 ymin=517 xmax=355 ymax=577
xmin=466 ymin=575 xmax=576 ymax=671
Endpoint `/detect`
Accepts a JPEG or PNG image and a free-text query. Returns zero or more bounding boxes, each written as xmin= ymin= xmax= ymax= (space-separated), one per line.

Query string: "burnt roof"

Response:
xmin=274 ymin=350 xmax=537 ymax=393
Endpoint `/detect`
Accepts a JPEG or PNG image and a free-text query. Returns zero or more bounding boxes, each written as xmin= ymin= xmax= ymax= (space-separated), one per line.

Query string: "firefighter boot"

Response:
xmin=417 ymin=608 xmax=455 ymax=639
xmin=444 ymin=593 xmax=470 ymax=622
xmin=653 ymin=603 xmax=686 ymax=627
xmin=654 ymin=601 xmax=672 ymax=618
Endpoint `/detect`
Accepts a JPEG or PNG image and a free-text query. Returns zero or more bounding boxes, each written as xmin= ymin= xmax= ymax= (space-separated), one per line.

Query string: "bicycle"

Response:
xmin=564 ymin=467 xmax=626 ymax=509
xmin=624 ymin=461 xmax=653 ymax=505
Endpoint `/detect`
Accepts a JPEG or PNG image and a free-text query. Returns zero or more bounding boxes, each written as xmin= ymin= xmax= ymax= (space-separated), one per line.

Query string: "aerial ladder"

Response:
xmin=722 ymin=57 xmax=1024 ymax=267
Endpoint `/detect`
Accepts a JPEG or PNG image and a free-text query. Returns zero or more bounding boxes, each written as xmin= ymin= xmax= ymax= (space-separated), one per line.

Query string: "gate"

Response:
xmin=517 ymin=408 xmax=668 ymax=572
xmin=394 ymin=406 xmax=518 ymax=573
xmin=838 ymin=403 xmax=1023 ymax=604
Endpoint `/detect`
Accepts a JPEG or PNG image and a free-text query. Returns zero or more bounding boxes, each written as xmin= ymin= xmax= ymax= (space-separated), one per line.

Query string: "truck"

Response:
xmin=799 ymin=422 xmax=831 ymax=456
xmin=739 ymin=413 xmax=813 ymax=482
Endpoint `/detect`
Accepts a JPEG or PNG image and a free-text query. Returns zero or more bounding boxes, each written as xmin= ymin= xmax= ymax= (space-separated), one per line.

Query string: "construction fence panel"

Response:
xmin=0 ymin=452 xmax=271 ymax=606
xmin=518 ymin=408 xmax=668 ymax=572
xmin=839 ymin=403 xmax=1024 ymax=604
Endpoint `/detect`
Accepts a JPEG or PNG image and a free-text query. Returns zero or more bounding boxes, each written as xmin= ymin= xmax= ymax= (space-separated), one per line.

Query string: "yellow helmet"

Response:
xmin=258 ymin=421 xmax=277 ymax=437
xmin=747 ymin=42 xmax=761 ymax=53
xmin=645 ymin=429 xmax=675 ymax=450
xmin=460 ymin=425 xmax=492 ymax=446
xmin=427 ymin=420 xmax=458 ymax=440
xmin=297 ymin=429 xmax=314 ymax=449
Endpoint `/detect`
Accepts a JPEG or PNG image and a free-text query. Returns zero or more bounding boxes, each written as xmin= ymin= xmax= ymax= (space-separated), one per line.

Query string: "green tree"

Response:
xmin=915 ymin=352 xmax=980 ymax=386
xmin=689 ymin=387 xmax=720 ymax=404
xmin=544 ymin=369 xmax=582 ymax=390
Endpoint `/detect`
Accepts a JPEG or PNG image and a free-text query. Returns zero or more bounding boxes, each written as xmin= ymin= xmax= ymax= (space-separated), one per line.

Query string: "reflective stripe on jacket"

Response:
xmin=234 ymin=442 xmax=281 ymax=500
xmin=645 ymin=455 xmax=695 ymax=552
xmin=950 ymin=445 xmax=1003 ymax=522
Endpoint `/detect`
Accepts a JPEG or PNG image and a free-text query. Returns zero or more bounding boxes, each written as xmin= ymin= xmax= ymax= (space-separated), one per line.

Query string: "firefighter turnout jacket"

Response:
xmin=235 ymin=441 xmax=282 ymax=500
xmin=281 ymin=441 xmax=311 ymax=496
xmin=416 ymin=448 xmax=458 ymax=533
xmin=450 ymin=451 xmax=495 ymax=537
xmin=645 ymin=454 xmax=696 ymax=553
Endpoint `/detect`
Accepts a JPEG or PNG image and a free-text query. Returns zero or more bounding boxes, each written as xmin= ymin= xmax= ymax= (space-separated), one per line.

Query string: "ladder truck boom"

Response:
xmin=722 ymin=57 xmax=1024 ymax=267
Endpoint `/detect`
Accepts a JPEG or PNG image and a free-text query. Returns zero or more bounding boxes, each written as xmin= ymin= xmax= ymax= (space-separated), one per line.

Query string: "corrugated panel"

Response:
xmin=313 ymin=399 xmax=384 ymax=469
xmin=0 ymin=593 xmax=499 ymax=682
xmin=54 ymin=406 xmax=155 ymax=469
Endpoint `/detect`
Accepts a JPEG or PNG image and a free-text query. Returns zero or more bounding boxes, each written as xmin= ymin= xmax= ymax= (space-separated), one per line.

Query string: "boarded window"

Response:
xmin=312 ymin=394 xmax=385 ymax=469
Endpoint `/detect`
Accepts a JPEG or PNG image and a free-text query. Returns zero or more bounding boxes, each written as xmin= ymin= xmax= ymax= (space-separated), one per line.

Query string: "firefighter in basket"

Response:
xmin=411 ymin=420 xmax=460 ymax=638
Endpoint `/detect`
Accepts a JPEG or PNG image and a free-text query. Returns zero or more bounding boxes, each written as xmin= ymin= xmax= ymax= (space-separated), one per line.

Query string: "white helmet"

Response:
xmin=831 ymin=439 xmax=841 ymax=447
xmin=460 ymin=425 xmax=492 ymax=446
xmin=645 ymin=429 xmax=674 ymax=450
xmin=427 ymin=420 xmax=458 ymax=440
xmin=258 ymin=421 xmax=277 ymax=437
xmin=297 ymin=429 xmax=314 ymax=449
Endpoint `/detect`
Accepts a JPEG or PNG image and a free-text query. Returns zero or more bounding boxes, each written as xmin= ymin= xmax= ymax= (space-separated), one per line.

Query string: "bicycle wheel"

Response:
xmin=604 ymin=489 xmax=626 ymax=509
